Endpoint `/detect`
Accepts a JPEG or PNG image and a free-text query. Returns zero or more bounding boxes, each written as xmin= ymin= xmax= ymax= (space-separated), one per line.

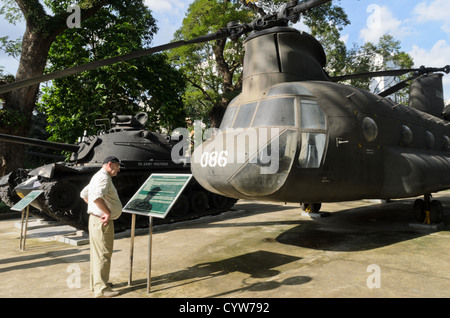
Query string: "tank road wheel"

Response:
xmin=430 ymin=200 xmax=443 ymax=224
xmin=171 ymin=194 xmax=189 ymax=217
xmin=46 ymin=181 xmax=81 ymax=211
xmin=189 ymin=191 xmax=209 ymax=214
xmin=413 ymin=199 xmax=425 ymax=223
xmin=209 ymin=193 xmax=229 ymax=209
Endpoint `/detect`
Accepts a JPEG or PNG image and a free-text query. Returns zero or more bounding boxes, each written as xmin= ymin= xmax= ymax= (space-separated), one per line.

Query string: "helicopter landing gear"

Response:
xmin=413 ymin=194 xmax=443 ymax=224
xmin=300 ymin=203 xmax=330 ymax=218
xmin=301 ymin=203 xmax=322 ymax=213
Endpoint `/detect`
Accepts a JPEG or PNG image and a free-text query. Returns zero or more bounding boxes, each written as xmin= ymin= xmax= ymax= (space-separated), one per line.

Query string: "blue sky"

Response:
xmin=2 ymin=0 xmax=450 ymax=98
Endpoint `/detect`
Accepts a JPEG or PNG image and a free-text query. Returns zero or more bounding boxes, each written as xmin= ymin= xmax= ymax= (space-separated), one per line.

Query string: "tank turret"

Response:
xmin=0 ymin=112 xmax=236 ymax=232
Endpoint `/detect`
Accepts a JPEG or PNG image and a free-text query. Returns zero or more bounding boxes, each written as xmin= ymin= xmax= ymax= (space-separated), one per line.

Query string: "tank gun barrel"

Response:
xmin=0 ymin=133 xmax=80 ymax=153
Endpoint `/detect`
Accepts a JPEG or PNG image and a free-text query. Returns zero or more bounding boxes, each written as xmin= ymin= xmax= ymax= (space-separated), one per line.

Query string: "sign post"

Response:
xmin=10 ymin=190 xmax=44 ymax=250
xmin=122 ymin=173 xmax=193 ymax=293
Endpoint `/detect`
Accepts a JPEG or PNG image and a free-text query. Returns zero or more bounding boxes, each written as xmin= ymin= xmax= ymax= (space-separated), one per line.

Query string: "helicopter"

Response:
xmin=1 ymin=0 xmax=449 ymax=225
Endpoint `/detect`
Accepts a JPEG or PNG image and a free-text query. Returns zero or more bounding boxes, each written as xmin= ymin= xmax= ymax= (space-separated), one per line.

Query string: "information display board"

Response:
xmin=11 ymin=190 xmax=43 ymax=211
xmin=123 ymin=173 xmax=193 ymax=218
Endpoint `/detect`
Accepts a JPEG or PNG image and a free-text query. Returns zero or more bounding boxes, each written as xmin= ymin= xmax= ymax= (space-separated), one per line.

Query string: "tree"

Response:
xmin=344 ymin=34 xmax=414 ymax=102
xmin=170 ymin=0 xmax=253 ymax=128
xmin=38 ymin=1 xmax=186 ymax=144
xmin=0 ymin=0 xmax=110 ymax=176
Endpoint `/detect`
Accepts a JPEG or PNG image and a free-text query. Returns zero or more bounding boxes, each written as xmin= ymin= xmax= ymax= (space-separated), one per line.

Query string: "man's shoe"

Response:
xmin=96 ymin=290 xmax=119 ymax=298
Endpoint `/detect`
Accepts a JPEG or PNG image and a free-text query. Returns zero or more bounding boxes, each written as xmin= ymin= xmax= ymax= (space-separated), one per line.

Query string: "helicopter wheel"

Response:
xmin=430 ymin=200 xmax=443 ymax=224
xmin=301 ymin=203 xmax=322 ymax=213
xmin=413 ymin=197 xmax=443 ymax=224
xmin=413 ymin=199 xmax=425 ymax=223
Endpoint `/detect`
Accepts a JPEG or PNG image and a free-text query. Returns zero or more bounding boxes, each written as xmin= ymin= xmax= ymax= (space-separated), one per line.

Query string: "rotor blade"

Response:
xmin=331 ymin=65 xmax=450 ymax=82
xmin=378 ymin=75 xmax=418 ymax=97
xmin=0 ymin=0 xmax=335 ymax=95
xmin=0 ymin=30 xmax=228 ymax=95
xmin=293 ymin=0 xmax=333 ymax=14
xmin=330 ymin=69 xmax=417 ymax=82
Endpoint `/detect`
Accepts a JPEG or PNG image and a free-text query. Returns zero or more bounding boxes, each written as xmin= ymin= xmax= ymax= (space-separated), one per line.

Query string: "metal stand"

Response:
xmin=147 ymin=216 xmax=153 ymax=294
xmin=19 ymin=206 xmax=30 ymax=250
xmin=128 ymin=214 xmax=154 ymax=294
xmin=128 ymin=213 xmax=136 ymax=286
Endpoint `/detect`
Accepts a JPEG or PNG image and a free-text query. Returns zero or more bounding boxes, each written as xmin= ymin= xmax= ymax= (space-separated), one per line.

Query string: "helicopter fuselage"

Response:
xmin=191 ymin=80 xmax=450 ymax=204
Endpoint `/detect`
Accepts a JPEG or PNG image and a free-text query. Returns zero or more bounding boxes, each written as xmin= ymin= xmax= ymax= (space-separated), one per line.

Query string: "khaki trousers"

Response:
xmin=89 ymin=214 xmax=114 ymax=297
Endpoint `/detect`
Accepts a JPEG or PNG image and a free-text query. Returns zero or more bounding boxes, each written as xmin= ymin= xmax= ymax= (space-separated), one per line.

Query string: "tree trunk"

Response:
xmin=0 ymin=27 xmax=54 ymax=176
xmin=0 ymin=0 xmax=109 ymax=176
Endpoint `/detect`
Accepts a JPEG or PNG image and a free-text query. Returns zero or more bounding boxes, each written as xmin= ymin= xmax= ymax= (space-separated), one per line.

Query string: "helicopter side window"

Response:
xmin=298 ymin=132 xmax=326 ymax=168
xmin=252 ymin=98 xmax=295 ymax=127
xmin=298 ymin=100 xmax=327 ymax=168
xmin=233 ymin=102 xmax=257 ymax=129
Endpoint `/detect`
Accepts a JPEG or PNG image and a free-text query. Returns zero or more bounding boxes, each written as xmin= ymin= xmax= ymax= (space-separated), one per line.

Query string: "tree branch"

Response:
xmin=239 ymin=0 xmax=266 ymax=16
xmin=187 ymin=78 xmax=214 ymax=103
xmin=15 ymin=0 xmax=47 ymax=27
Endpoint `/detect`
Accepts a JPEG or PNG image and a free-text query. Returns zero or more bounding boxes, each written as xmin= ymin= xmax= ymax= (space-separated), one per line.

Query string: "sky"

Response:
xmin=2 ymin=0 xmax=450 ymax=98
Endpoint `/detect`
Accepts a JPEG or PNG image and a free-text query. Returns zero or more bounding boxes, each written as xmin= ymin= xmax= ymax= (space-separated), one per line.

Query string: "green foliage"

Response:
xmin=38 ymin=0 xmax=186 ymax=143
xmin=0 ymin=36 xmax=22 ymax=59
xmin=169 ymin=0 xmax=254 ymax=126
xmin=0 ymin=0 xmax=22 ymax=25
xmin=0 ymin=108 xmax=27 ymax=132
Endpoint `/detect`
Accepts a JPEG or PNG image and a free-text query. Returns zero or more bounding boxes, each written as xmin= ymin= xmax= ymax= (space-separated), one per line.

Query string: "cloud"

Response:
xmin=409 ymin=40 xmax=450 ymax=100
xmin=413 ymin=0 xmax=450 ymax=35
xmin=144 ymin=0 xmax=187 ymax=15
xmin=359 ymin=5 xmax=409 ymax=43
xmin=409 ymin=39 xmax=450 ymax=67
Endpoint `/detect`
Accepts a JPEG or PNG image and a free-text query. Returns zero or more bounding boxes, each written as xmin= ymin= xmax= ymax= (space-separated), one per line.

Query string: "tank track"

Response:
xmin=0 ymin=169 xmax=54 ymax=220
xmin=31 ymin=171 xmax=237 ymax=232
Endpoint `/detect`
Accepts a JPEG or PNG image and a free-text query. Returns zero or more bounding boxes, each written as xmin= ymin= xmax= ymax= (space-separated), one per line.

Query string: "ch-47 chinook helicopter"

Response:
xmin=1 ymin=0 xmax=449 ymax=225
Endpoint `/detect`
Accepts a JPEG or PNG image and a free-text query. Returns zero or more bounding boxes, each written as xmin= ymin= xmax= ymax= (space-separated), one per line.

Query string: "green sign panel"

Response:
xmin=10 ymin=190 xmax=44 ymax=211
xmin=123 ymin=174 xmax=193 ymax=218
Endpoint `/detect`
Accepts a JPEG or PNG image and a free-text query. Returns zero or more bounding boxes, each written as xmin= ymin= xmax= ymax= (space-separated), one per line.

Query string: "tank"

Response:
xmin=0 ymin=112 xmax=237 ymax=232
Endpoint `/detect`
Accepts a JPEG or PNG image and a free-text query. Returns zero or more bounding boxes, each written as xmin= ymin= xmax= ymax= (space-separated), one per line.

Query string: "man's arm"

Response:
xmin=80 ymin=185 xmax=89 ymax=203
xmin=94 ymin=197 xmax=111 ymax=226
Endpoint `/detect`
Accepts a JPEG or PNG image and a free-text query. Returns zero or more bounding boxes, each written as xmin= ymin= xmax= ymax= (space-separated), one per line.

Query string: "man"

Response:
xmin=80 ymin=156 xmax=123 ymax=298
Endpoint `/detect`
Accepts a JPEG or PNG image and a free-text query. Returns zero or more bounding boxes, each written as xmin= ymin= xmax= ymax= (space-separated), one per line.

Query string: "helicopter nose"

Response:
xmin=191 ymin=128 xmax=298 ymax=199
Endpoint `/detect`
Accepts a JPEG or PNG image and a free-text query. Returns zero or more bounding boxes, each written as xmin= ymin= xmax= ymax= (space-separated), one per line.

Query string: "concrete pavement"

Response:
xmin=0 ymin=193 xmax=449 ymax=300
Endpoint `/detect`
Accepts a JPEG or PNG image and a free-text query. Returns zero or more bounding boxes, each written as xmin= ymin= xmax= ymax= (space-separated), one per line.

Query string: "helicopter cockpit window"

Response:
xmin=298 ymin=100 xmax=327 ymax=168
xmin=219 ymin=106 xmax=238 ymax=130
xmin=232 ymin=102 xmax=257 ymax=129
xmin=252 ymin=98 xmax=295 ymax=127
xmin=301 ymin=100 xmax=326 ymax=130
